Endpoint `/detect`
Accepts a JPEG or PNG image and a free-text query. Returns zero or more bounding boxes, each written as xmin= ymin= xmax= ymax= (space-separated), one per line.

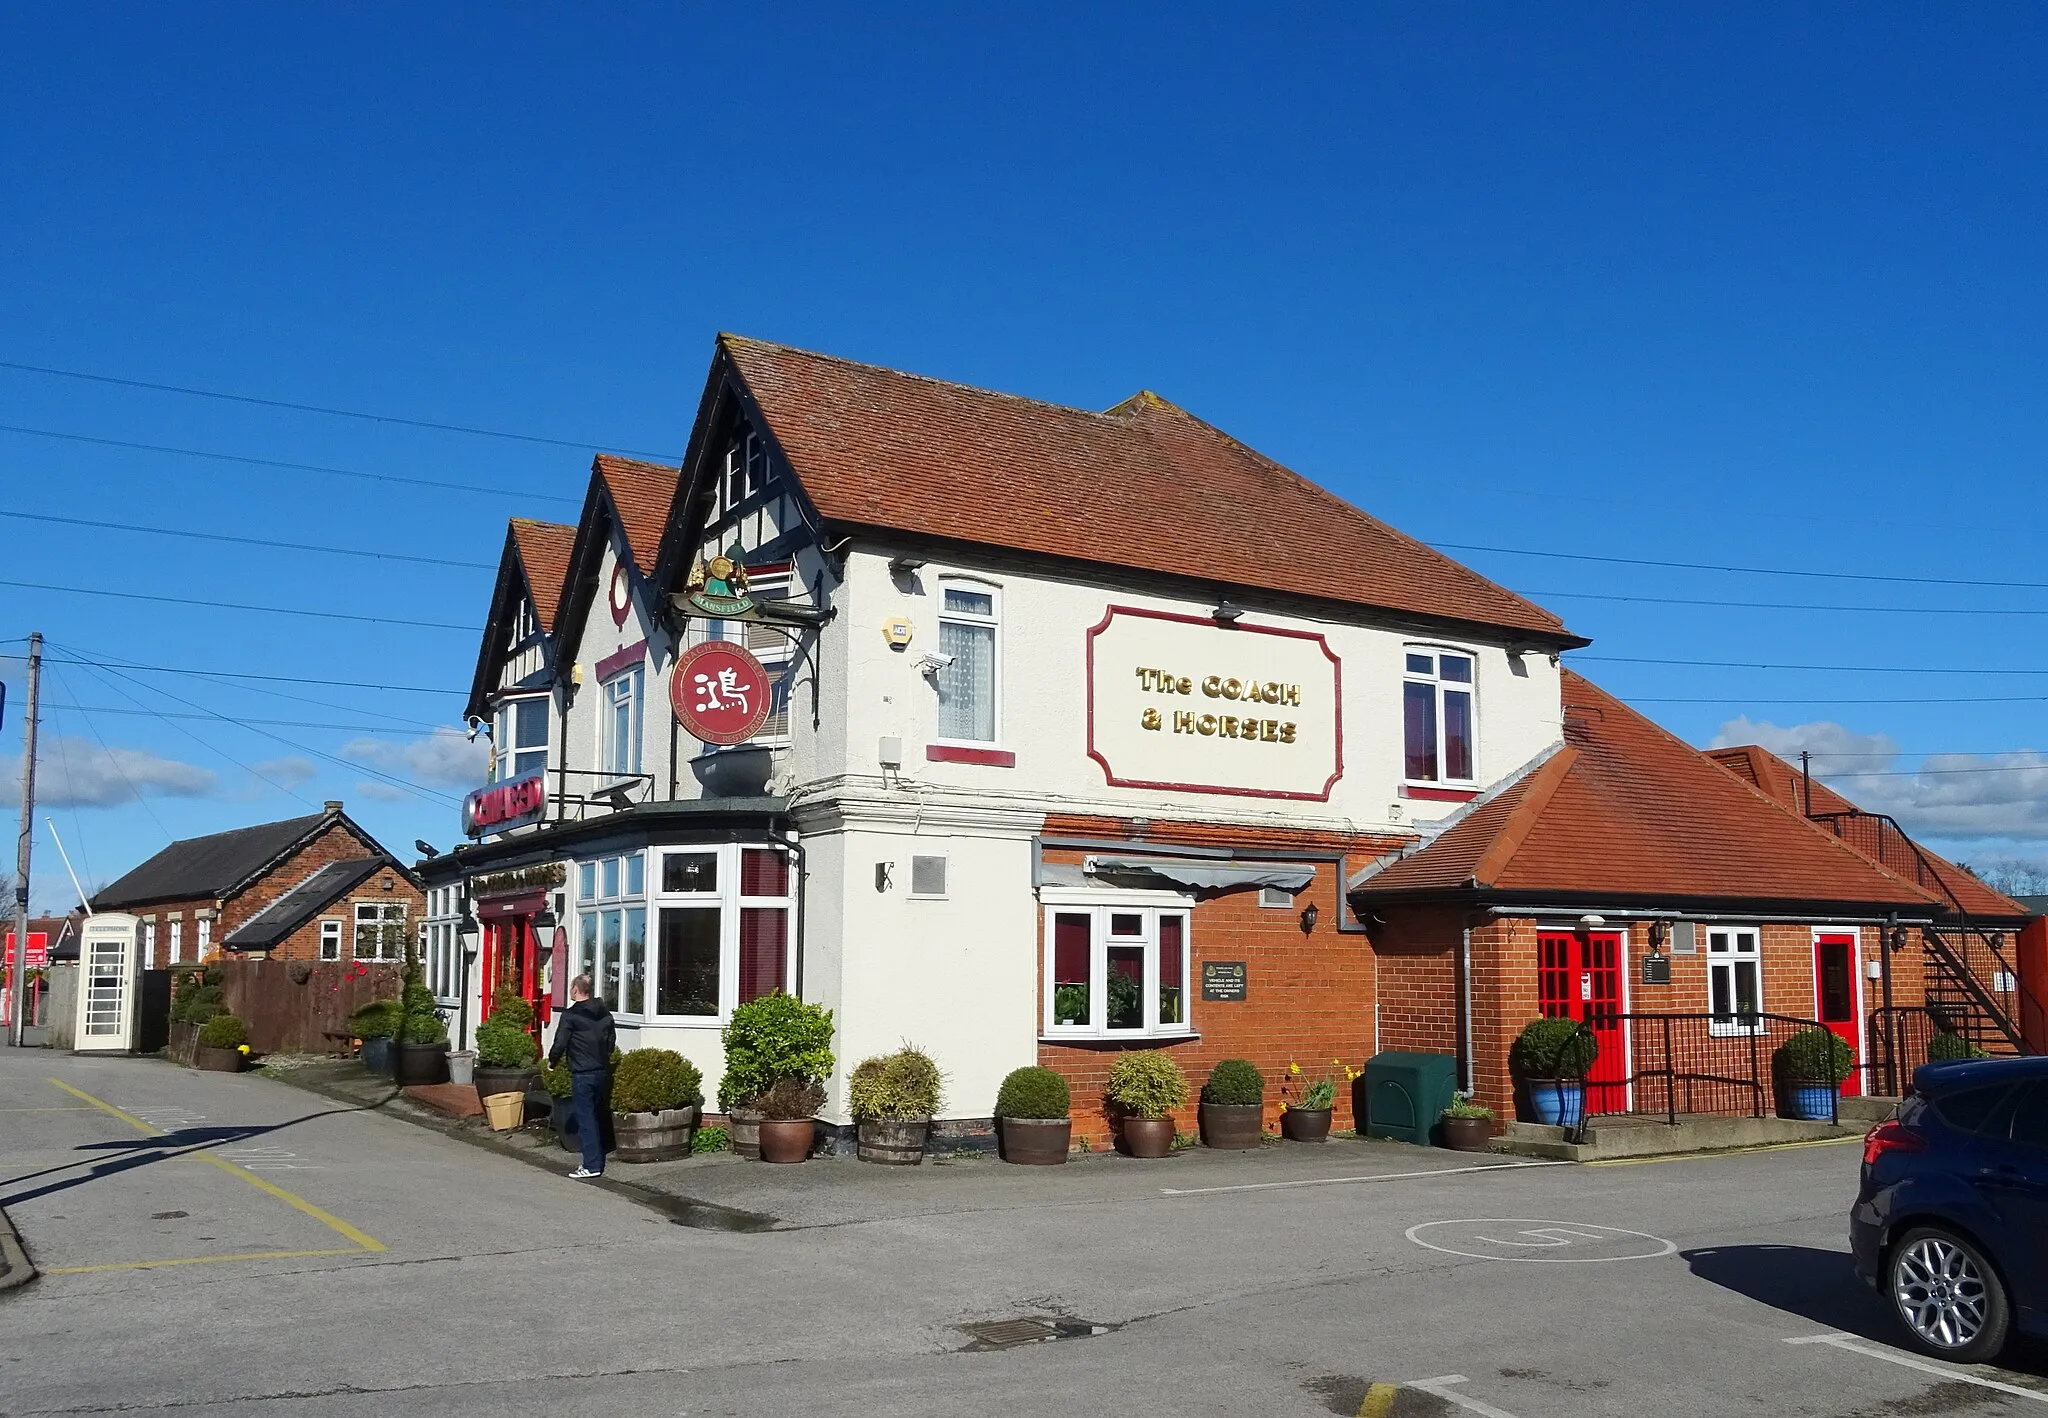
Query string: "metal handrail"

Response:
xmin=1579 ymin=1009 xmax=1842 ymax=1127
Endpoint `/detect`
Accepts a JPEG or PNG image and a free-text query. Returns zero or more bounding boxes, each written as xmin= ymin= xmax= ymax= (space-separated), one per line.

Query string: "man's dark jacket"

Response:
xmin=549 ymin=997 xmax=616 ymax=1073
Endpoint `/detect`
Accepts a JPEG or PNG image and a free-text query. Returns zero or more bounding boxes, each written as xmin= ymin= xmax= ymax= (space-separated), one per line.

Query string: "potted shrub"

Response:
xmin=756 ymin=1076 xmax=825 ymax=1163
xmin=1279 ymin=1060 xmax=1341 ymax=1142
xmin=611 ymin=1048 xmax=704 ymax=1162
xmin=1106 ymin=1050 xmax=1187 ymax=1158
xmin=1439 ymin=1094 xmax=1495 ymax=1151
xmin=393 ymin=975 xmax=450 ymax=1086
xmin=541 ymin=1059 xmax=578 ymax=1151
xmin=1512 ymin=1017 xmax=1598 ymax=1127
xmin=995 ymin=1066 xmax=1072 ymax=1164
xmin=473 ymin=991 xmax=541 ymax=1104
xmin=1198 ymin=1059 xmax=1266 ymax=1150
xmin=169 ymin=967 xmax=226 ymax=1066
xmin=195 ymin=1014 xmax=249 ymax=1072
xmin=1774 ymin=1027 xmax=1854 ymax=1121
xmin=849 ymin=1045 xmax=944 ymax=1165
xmin=1928 ymin=1030 xmax=1989 ymax=1062
xmin=351 ymin=999 xmax=403 ymax=1077
xmin=720 ymin=992 xmax=835 ymax=1161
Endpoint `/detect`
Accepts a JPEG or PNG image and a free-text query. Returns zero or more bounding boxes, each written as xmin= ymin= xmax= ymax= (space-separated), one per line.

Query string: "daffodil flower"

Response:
xmin=1289 ymin=1062 xmax=1301 ymax=1075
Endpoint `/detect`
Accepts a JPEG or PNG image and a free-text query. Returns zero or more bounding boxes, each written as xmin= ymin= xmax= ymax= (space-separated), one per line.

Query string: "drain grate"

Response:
xmin=957 ymin=1316 xmax=1113 ymax=1351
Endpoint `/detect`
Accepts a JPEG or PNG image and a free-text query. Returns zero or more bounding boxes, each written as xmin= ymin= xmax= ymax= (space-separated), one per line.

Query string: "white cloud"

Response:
xmin=2 ymin=736 xmax=217 ymax=807
xmin=339 ymin=728 xmax=488 ymax=789
xmin=253 ymin=757 xmax=318 ymax=790
xmin=353 ymin=780 xmax=412 ymax=803
xmin=1711 ymin=717 xmax=2048 ymax=842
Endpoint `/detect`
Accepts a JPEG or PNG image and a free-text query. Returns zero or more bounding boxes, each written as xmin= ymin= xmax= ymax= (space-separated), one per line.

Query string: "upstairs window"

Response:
xmin=937 ymin=580 xmax=999 ymax=743
xmin=1403 ymin=648 xmax=1475 ymax=784
xmin=736 ymin=564 xmax=795 ymax=740
xmin=509 ymin=596 xmax=537 ymax=646
xmin=493 ymin=697 xmax=549 ymax=783
xmin=602 ymin=665 xmax=644 ymax=778
xmin=723 ymin=430 xmax=770 ymax=510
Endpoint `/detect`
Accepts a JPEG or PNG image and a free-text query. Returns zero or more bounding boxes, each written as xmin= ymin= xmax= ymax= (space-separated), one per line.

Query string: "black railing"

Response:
xmin=1860 ymin=1003 xmax=2011 ymax=1097
xmin=1581 ymin=1011 xmax=1844 ymax=1127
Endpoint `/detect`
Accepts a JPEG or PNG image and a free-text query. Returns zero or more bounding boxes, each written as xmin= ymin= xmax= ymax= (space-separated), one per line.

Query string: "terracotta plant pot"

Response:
xmin=998 ymin=1117 xmax=1071 ymax=1165
xmin=1438 ymin=1116 xmax=1493 ymax=1152
xmin=1281 ymin=1107 xmax=1332 ymax=1143
xmin=614 ymin=1107 xmax=698 ymax=1163
xmin=757 ymin=1117 xmax=815 ymax=1163
xmin=728 ymin=1107 xmax=763 ymax=1161
xmin=1119 ymin=1116 xmax=1177 ymax=1159
xmin=1199 ymin=1101 xmax=1264 ymax=1150
xmin=194 ymin=1044 xmax=244 ymax=1073
xmin=857 ymin=1117 xmax=931 ymax=1165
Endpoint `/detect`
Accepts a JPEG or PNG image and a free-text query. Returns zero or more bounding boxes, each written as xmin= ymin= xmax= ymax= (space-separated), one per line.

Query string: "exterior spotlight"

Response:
xmin=1579 ymin=913 xmax=1606 ymax=930
xmin=1212 ymin=599 xmax=1244 ymax=625
xmin=414 ymin=839 xmax=440 ymax=858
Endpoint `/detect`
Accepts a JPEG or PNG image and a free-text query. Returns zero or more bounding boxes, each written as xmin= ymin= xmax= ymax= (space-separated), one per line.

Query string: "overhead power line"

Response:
xmin=0 ymin=508 xmax=495 ymax=570
xmin=1635 ymin=694 xmax=2048 ymax=706
xmin=1 ymin=579 xmax=471 ymax=630
xmin=1822 ymin=764 xmax=2048 ymax=779
xmin=7 ymin=652 xmax=465 ymax=696
xmin=1576 ymin=655 xmax=2048 ymax=677
xmin=45 ymin=702 xmax=451 ymax=737
xmin=1535 ymin=589 xmax=2048 ymax=616
xmin=0 ymin=359 xmax=674 ymax=459
xmin=1438 ymin=541 xmax=2048 ymax=592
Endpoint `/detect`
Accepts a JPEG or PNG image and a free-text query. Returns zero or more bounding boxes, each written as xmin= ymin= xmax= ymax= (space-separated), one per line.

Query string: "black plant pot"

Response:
xmin=361 ymin=1037 xmax=396 ymax=1077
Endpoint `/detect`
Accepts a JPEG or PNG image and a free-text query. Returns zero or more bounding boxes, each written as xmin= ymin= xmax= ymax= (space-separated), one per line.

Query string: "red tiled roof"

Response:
xmin=593 ymin=454 xmax=679 ymax=573
xmin=1705 ymin=745 xmax=2029 ymax=920
xmin=507 ymin=519 xmax=575 ymax=634
xmin=721 ymin=336 xmax=1577 ymax=642
xmin=1355 ymin=673 xmax=1940 ymax=909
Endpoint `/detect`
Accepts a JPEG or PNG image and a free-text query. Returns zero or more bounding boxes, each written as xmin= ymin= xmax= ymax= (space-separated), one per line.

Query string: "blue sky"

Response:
xmin=4 ymin=6 xmax=2046 ymax=910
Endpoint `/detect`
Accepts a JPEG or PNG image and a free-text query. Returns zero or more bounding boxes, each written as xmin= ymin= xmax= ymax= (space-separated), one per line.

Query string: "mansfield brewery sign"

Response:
xmin=1086 ymin=607 xmax=1342 ymax=800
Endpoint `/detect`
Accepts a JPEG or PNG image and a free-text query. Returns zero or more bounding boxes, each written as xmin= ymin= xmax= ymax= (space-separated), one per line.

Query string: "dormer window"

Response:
xmin=723 ymin=430 xmax=769 ymax=510
xmin=509 ymin=597 xmax=537 ymax=646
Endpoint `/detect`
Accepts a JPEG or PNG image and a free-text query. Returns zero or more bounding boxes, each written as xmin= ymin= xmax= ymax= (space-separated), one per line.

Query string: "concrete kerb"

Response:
xmin=0 ymin=1201 xmax=38 ymax=1294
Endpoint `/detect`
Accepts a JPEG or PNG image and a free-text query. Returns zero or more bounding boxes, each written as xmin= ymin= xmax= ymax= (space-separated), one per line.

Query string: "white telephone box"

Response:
xmin=74 ymin=912 xmax=140 ymax=1053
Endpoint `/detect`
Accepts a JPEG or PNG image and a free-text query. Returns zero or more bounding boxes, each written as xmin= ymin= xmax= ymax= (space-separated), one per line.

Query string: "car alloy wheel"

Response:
xmin=1889 ymin=1227 xmax=2010 ymax=1363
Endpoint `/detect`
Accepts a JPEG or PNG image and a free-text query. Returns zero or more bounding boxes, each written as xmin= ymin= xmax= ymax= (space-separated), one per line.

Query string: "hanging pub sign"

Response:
xmin=672 ymin=640 xmax=773 ymax=744
xmin=683 ymin=548 xmax=757 ymax=618
xmin=463 ymin=772 xmax=547 ymax=838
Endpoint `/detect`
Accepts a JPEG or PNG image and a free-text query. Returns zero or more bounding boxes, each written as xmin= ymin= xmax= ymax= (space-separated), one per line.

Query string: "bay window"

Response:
xmin=576 ymin=852 xmax=647 ymax=1015
xmin=1042 ymin=902 xmax=1192 ymax=1039
xmin=493 ymin=696 xmax=549 ymax=783
xmin=1707 ymin=928 xmax=1763 ymax=1035
xmin=937 ymin=580 xmax=999 ymax=743
xmin=1402 ymin=647 xmax=1476 ymax=784
xmin=602 ymin=665 xmax=644 ymax=778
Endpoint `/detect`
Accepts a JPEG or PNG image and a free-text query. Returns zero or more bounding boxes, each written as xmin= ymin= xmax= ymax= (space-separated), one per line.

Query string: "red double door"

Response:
xmin=1538 ymin=930 xmax=1628 ymax=1115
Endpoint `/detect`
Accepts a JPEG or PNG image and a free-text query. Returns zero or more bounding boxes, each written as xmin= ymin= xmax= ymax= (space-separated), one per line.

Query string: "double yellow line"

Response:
xmin=41 ymin=1078 xmax=384 ymax=1275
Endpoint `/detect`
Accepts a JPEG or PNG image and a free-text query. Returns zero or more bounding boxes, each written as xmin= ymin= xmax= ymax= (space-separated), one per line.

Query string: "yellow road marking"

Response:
xmin=46 ymin=1077 xmax=385 ymax=1254
xmin=47 ymin=1248 xmax=364 ymax=1275
xmin=1587 ymin=1135 xmax=1863 ymax=1167
xmin=1358 ymin=1382 xmax=1401 ymax=1417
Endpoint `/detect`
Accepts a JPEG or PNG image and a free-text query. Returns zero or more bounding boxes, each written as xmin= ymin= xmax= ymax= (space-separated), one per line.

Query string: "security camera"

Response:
xmin=915 ymin=652 xmax=955 ymax=675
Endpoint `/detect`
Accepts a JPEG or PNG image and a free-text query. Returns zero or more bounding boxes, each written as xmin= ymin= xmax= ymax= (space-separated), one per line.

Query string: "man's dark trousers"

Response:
xmin=571 ymin=1069 xmax=608 ymax=1174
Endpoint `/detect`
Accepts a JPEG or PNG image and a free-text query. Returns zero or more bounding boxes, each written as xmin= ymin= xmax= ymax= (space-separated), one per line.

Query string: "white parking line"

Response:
xmin=1160 ymin=1160 xmax=1570 ymax=1196
xmin=1786 ymin=1333 xmax=2048 ymax=1404
xmin=1404 ymin=1374 xmax=1525 ymax=1417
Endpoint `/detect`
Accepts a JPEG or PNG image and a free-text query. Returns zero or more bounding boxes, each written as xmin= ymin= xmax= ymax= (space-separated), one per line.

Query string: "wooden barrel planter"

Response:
xmin=1198 ymin=1102 xmax=1264 ymax=1150
xmin=612 ymin=1107 xmax=697 ymax=1163
xmin=857 ymin=1117 xmax=931 ymax=1165
xmin=194 ymin=1044 xmax=244 ymax=1073
xmin=728 ymin=1108 xmax=763 ymax=1161
xmin=395 ymin=1042 xmax=449 ymax=1086
xmin=998 ymin=1118 xmax=1071 ymax=1165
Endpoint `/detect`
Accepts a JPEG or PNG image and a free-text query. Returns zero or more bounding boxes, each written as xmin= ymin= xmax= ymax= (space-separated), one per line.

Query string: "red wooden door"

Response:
xmin=1537 ymin=930 xmax=1629 ymax=1115
xmin=1813 ymin=932 xmax=1862 ymax=1098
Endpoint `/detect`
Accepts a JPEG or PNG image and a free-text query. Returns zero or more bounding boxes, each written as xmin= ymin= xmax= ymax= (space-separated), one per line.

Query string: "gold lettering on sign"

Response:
xmin=1141 ymin=708 xmax=1161 ymax=731
xmin=1135 ymin=663 xmax=1302 ymax=748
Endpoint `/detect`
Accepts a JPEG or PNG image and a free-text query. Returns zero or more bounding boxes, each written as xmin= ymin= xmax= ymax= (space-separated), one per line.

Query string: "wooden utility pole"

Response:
xmin=10 ymin=632 xmax=40 ymax=1047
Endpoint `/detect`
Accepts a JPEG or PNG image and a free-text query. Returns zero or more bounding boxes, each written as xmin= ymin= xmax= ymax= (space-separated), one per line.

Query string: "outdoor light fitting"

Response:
xmin=1579 ymin=913 xmax=1606 ymax=930
xmin=888 ymin=556 xmax=927 ymax=575
xmin=414 ymin=839 xmax=439 ymax=858
xmin=1212 ymin=599 xmax=1245 ymax=625
xmin=1300 ymin=902 xmax=1320 ymax=934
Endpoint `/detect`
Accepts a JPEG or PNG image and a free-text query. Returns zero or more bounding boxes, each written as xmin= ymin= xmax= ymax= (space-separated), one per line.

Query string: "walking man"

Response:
xmin=549 ymin=974 xmax=616 ymax=1179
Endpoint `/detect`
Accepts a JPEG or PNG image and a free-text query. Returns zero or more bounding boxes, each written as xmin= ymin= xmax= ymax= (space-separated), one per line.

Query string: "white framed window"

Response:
xmin=353 ymin=902 xmax=407 ymax=961
xmin=493 ymin=696 xmax=549 ymax=783
xmin=196 ymin=917 xmax=211 ymax=958
xmin=575 ymin=851 xmax=647 ymax=1015
xmin=1258 ymin=886 xmax=1292 ymax=909
xmin=1041 ymin=901 xmax=1193 ymax=1040
xmin=1707 ymin=927 xmax=1763 ymax=1035
xmin=601 ymin=666 xmax=644 ymax=778
xmin=143 ymin=919 xmax=156 ymax=963
xmin=168 ymin=919 xmax=184 ymax=964
xmin=735 ymin=564 xmax=795 ymax=741
xmin=936 ymin=578 xmax=1000 ymax=744
xmin=723 ymin=429 xmax=770 ymax=511
xmin=319 ymin=919 xmax=343 ymax=962
xmin=510 ymin=596 xmax=537 ymax=646
xmin=1402 ymin=646 xmax=1477 ymax=785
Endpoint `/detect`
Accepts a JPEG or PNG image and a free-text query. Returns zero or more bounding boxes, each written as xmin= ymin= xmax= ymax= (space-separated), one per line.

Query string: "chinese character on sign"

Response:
xmin=694 ymin=668 xmax=752 ymax=716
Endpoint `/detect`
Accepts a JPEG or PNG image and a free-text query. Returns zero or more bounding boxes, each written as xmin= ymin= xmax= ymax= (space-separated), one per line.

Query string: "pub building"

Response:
xmin=420 ymin=336 xmax=2037 ymax=1148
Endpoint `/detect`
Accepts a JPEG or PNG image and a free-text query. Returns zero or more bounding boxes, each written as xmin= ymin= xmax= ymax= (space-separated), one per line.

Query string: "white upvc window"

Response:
xmin=1402 ymin=646 xmax=1477 ymax=785
xmin=319 ymin=919 xmax=343 ymax=962
xmin=353 ymin=902 xmax=407 ymax=961
xmin=1041 ymin=899 xmax=1193 ymax=1040
xmin=143 ymin=919 xmax=156 ymax=963
xmin=168 ymin=919 xmax=183 ymax=964
xmin=196 ymin=917 xmax=211 ymax=958
xmin=1707 ymin=927 xmax=1763 ymax=1035
xmin=723 ymin=429 xmax=769 ymax=511
xmin=936 ymin=578 xmax=1000 ymax=744
xmin=601 ymin=666 xmax=644 ymax=778
xmin=493 ymin=696 xmax=550 ymax=783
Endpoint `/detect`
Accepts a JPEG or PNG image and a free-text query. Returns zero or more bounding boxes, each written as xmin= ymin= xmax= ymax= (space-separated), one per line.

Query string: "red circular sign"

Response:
xmin=671 ymin=641 xmax=773 ymax=745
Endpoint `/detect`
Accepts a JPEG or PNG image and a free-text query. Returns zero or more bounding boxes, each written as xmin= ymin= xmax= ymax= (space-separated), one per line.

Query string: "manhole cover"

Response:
xmin=150 ymin=1210 xmax=189 ymax=1220
xmin=957 ymin=1316 xmax=1114 ymax=1351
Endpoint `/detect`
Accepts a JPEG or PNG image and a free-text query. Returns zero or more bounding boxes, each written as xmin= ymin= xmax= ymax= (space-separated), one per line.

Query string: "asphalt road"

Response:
xmin=4 ymin=1050 xmax=2046 ymax=1418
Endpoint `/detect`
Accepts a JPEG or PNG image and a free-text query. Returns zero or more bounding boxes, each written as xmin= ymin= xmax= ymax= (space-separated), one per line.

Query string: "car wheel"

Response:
xmin=1887 ymin=1226 xmax=2011 ymax=1364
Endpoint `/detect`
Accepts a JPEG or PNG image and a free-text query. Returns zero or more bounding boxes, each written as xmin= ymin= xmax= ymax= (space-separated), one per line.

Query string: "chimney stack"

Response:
xmin=324 ymin=800 xmax=344 ymax=814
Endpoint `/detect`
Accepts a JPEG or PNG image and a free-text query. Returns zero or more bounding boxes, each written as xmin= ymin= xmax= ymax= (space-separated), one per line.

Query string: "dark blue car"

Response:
xmin=1852 ymin=1056 xmax=2048 ymax=1363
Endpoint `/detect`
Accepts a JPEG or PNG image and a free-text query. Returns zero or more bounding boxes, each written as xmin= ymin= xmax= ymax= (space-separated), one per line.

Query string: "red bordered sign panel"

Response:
xmin=671 ymin=641 xmax=773 ymax=745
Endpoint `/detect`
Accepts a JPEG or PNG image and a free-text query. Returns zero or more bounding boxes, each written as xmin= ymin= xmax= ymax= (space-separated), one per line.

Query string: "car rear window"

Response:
xmin=2009 ymin=1083 xmax=2048 ymax=1147
xmin=1930 ymin=1084 xmax=2012 ymax=1135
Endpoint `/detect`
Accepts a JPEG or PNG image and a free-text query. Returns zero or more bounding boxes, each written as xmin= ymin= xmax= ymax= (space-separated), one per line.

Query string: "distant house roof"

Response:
xmin=2017 ymin=895 xmax=2048 ymax=917
xmin=1703 ymin=744 xmax=2030 ymax=921
xmin=25 ymin=913 xmax=84 ymax=962
xmin=1352 ymin=673 xmax=1941 ymax=913
xmin=508 ymin=518 xmax=576 ymax=633
xmin=718 ymin=335 xmax=1581 ymax=644
xmin=221 ymin=858 xmax=389 ymax=951
xmin=92 ymin=805 xmax=405 ymax=911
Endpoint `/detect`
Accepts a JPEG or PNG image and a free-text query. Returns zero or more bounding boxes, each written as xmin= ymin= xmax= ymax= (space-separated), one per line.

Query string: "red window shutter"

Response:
xmin=739 ymin=907 xmax=787 ymax=1003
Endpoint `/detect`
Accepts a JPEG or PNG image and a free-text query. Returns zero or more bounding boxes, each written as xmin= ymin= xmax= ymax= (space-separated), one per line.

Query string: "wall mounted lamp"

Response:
xmin=1300 ymin=901 xmax=1320 ymax=934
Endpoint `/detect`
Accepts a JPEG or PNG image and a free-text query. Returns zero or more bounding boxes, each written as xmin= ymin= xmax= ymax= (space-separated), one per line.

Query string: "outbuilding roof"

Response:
xmin=95 ymin=812 xmax=338 ymax=909
xmin=720 ymin=335 xmax=1580 ymax=644
xmin=1352 ymin=672 xmax=1941 ymax=912
xmin=220 ymin=858 xmax=389 ymax=951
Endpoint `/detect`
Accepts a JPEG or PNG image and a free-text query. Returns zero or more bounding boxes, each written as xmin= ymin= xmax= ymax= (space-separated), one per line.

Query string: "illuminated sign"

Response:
xmin=463 ymin=773 xmax=548 ymax=838
xmin=1087 ymin=607 xmax=1342 ymax=801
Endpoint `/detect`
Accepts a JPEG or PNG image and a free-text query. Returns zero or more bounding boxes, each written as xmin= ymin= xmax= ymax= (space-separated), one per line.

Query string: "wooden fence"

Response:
xmin=220 ymin=959 xmax=404 ymax=1056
